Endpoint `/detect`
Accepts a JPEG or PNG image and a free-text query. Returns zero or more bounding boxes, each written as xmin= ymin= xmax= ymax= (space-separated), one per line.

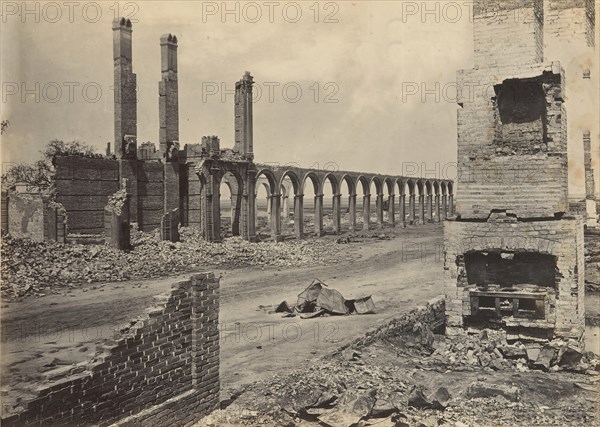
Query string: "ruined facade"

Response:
xmin=50 ymin=18 xmax=454 ymax=243
xmin=445 ymin=0 xmax=596 ymax=341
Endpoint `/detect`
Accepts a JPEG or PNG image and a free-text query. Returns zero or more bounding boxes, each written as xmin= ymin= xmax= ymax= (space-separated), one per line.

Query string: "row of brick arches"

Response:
xmin=196 ymin=161 xmax=453 ymax=242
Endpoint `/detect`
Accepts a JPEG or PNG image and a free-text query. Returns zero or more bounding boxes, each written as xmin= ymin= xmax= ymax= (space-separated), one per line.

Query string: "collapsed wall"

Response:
xmin=1 ymin=190 xmax=67 ymax=242
xmin=54 ymin=156 xmax=170 ymax=234
xmin=0 ymin=273 xmax=220 ymax=427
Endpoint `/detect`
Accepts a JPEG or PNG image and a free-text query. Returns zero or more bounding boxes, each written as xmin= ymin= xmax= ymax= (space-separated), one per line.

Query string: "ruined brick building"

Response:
xmin=31 ymin=17 xmax=453 ymax=244
xmin=444 ymin=0 xmax=597 ymax=341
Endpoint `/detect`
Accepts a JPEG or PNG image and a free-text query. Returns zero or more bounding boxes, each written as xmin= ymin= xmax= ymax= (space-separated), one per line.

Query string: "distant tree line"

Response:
xmin=1 ymin=140 xmax=102 ymax=195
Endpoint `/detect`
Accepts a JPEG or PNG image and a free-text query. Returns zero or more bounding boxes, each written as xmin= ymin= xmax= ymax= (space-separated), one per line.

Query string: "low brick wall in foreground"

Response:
xmin=1 ymin=273 xmax=220 ymax=427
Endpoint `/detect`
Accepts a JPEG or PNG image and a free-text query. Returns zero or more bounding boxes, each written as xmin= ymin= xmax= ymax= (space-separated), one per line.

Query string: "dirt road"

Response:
xmin=1 ymin=225 xmax=445 ymax=404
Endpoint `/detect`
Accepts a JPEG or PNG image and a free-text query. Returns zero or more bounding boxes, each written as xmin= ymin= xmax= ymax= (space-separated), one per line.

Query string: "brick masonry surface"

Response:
xmin=55 ymin=156 xmax=120 ymax=234
xmin=335 ymin=297 xmax=445 ymax=353
xmin=443 ymin=218 xmax=585 ymax=340
xmin=0 ymin=273 xmax=220 ymax=427
xmin=456 ymin=61 xmax=567 ymax=219
xmin=54 ymin=156 xmax=179 ymax=234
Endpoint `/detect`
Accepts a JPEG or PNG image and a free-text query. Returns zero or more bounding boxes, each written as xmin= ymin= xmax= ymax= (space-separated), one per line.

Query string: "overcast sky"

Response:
xmin=1 ymin=1 xmax=598 ymax=195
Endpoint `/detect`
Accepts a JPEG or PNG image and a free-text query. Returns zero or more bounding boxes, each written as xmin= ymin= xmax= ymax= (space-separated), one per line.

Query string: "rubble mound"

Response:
xmin=1 ymin=228 xmax=346 ymax=300
xmin=199 ymin=328 xmax=599 ymax=427
xmin=420 ymin=330 xmax=599 ymax=374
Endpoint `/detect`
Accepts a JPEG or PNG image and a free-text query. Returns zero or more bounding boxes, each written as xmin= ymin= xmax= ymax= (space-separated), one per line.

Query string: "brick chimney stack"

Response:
xmin=112 ymin=18 xmax=137 ymax=159
xmin=234 ymin=71 xmax=254 ymax=160
xmin=159 ymin=33 xmax=179 ymax=161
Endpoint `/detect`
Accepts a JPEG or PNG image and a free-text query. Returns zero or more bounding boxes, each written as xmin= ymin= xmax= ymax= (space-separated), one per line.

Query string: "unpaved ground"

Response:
xmin=2 ymin=223 xmax=599 ymax=424
xmin=1 ymin=224 xmax=445 ymax=410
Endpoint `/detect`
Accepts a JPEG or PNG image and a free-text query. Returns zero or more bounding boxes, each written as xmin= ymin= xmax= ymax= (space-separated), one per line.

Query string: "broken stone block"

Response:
xmin=466 ymin=349 xmax=477 ymax=365
xmin=558 ymin=345 xmax=583 ymax=369
xmin=534 ymin=345 xmax=558 ymax=370
xmin=478 ymin=352 xmax=492 ymax=367
xmin=466 ymin=382 xmax=520 ymax=402
xmin=499 ymin=346 xmax=527 ymax=359
xmin=430 ymin=387 xmax=451 ymax=410
xmin=318 ymin=389 xmax=376 ymax=426
xmin=370 ymin=398 xmax=397 ymax=418
xmin=341 ymin=348 xmax=362 ymax=362
xmin=408 ymin=387 xmax=433 ymax=409
xmin=526 ymin=347 xmax=541 ymax=362
xmin=490 ymin=359 xmax=504 ymax=371
xmin=412 ymin=321 xmax=434 ymax=347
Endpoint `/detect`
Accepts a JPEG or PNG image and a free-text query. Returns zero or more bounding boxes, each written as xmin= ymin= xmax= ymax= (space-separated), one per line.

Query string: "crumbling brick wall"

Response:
xmin=0 ymin=273 xmax=220 ymax=427
xmin=545 ymin=0 xmax=594 ymax=47
xmin=185 ymin=164 xmax=203 ymax=229
xmin=444 ymin=217 xmax=585 ymax=340
xmin=55 ymin=156 xmax=120 ymax=234
xmin=473 ymin=0 xmax=544 ymax=69
xmin=456 ymin=62 xmax=567 ymax=219
xmin=137 ymin=161 xmax=166 ymax=231
xmin=1 ymin=191 xmax=8 ymax=233
xmin=54 ymin=156 xmax=171 ymax=234
xmin=336 ymin=297 xmax=445 ymax=352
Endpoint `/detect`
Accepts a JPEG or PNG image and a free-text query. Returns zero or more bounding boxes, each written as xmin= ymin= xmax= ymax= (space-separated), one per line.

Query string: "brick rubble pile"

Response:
xmin=200 ymin=329 xmax=600 ymax=427
xmin=1 ymin=227 xmax=345 ymax=300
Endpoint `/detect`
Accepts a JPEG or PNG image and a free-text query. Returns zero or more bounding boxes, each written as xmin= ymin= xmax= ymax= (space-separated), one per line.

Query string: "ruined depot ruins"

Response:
xmin=1 ymin=0 xmax=599 ymax=426
xmin=1 ymin=18 xmax=454 ymax=246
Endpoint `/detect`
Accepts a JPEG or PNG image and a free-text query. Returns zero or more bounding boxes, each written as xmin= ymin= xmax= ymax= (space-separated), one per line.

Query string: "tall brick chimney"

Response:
xmin=112 ymin=18 xmax=137 ymax=159
xmin=234 ymin=71 xmax=254 ymax=160
xmin=159 ymin=33 xmax=179 ymax=161
xmin=444 ymin=0 xmax=590 ymax=342
xmin=584 ymin=131 xmax=596 ymax=200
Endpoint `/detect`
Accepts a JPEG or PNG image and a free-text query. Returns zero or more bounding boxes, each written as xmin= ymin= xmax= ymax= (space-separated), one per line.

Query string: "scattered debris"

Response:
xmin=466 ymin=382 xmax=520 ymax=402
xmin=267 ymin=280 xmax=376 ymax=318
xmin=201 ymin=329 xmax=599 ymax=427
xmin=1 ymin=229 xmax=348 ymax=300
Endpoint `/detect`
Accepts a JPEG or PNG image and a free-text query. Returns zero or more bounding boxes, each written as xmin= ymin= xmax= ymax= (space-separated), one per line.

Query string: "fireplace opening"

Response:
xmin=463 ymin=251 xmax=557 ymax=329
xmin=464 ymin=251 xmax=556 ymax=288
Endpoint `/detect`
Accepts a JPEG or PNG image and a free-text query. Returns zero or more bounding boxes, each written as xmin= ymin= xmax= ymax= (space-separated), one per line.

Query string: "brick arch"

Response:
xmin=384 ymin=177 xmax=395 ymax=195
xmin=220 ymin=171 xmax=244 ymax=237
xmin=321 ymin=173 xmax=339 ymax=195
xmin=255 ymin=168 xmax=277 ymax=194
xmin=416 ymin=180 xmax=425 ymax=196
xmin=425 ymin=180 xmax=433 ymax=195
xmin=447 ymin=181 xmax=454 ymax=195
xmin=441 ymin=181 xmax=448 ymax=195
xmin=278 ymin=170 xmax=301 ymax=195
xmin=256 ymin=168 xmax=279 ymax=194
xmin=220 ymin=171 xmax=242 ymax=196
xmin=357 ymin=175 xmax=370 ymax=195
xmin=396 ymin=179 xmax=407 ymax=195
xmin=370 ymin=176 xmax=383 ymax=195
xmin=259 ymin=181 xmax=270 ymax=195
xmin=301 ymin=171 xmax=320 ymax=195
xmin=407 ymin=179 xmax=416 ymax=195
xmin=280 ymin=183 xmax=289 ymax=198
xmin=340 ymin=174 xmax=356 ymax=195
xmin=433 ymin=181 xmax=440 ymax=195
